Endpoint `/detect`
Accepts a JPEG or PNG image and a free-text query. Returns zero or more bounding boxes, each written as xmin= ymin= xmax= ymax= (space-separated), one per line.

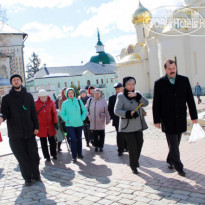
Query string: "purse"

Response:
xmin=142 ymin=108 xmax=147 ymax=117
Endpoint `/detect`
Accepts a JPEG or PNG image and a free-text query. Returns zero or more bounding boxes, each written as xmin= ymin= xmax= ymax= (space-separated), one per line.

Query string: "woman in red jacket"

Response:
xmin=35 ymin=89 xmax=58 ymax=161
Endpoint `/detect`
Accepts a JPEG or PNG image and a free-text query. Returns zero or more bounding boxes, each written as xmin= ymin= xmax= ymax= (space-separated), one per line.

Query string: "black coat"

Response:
xmin=152 ymin=75 xmax=198 ymax=134
xmin=1 ymin=86 xmax=39 ymax=140
xmin=108 ymin=94 xmax=119 ymax=128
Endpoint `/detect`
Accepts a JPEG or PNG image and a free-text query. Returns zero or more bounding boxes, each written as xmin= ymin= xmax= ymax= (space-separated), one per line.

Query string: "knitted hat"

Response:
xmin=38 ymin=89 xmax=48 ymax=97
xmin=79 ymin=89 xmax=87 ymax=95
xmin=123 ymin=76 xmax=136 ymax=87
xmin=10 ymin=74 xmax=23 ymax=84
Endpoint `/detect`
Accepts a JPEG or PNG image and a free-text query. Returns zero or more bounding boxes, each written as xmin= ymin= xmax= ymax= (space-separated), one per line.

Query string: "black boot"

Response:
xmin=58 ymin=142 xmax=62 ymax=152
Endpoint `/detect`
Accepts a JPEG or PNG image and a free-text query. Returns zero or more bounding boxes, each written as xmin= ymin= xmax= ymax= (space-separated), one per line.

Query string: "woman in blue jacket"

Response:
xmin=60 ymin=88 xmax=87 ymax=162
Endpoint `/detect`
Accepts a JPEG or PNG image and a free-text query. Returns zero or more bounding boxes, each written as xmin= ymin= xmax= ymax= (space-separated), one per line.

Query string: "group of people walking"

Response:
xmin=0 ymin=59 xmax=199 ymax=186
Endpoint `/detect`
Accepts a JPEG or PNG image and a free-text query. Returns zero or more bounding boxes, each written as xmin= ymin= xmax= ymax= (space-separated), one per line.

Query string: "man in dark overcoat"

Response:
xmin=108 ymin=82 xmax=127 ymax=156
xmin=152 ymin=59 xmax=198 ymax=177
xmin=0 ymin=74 xmax=40 ymax=186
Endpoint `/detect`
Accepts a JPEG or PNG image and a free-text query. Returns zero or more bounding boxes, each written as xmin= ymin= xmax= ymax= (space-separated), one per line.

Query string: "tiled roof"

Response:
xmin=34 ymin=62 xmax=116 ymax=79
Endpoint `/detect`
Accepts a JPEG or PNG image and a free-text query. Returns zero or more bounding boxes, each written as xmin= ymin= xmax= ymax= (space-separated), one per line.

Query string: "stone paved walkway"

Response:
xmin=0 ymin=97 xmax=205 ymax=204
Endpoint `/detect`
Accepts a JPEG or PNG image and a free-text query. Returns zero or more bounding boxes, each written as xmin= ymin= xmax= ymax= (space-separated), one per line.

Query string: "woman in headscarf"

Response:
xmin=57 ymin=87 xmax=67 ymax=152
xmin=86 ymin=88 xmax=110 ymax=152
xmin=88 ymin=86 xmax=95 ymax=98
xmin=114 ymin=77 xmax=149 ymax=174
xmin=78 ymin=89 xmax=90 ymax=147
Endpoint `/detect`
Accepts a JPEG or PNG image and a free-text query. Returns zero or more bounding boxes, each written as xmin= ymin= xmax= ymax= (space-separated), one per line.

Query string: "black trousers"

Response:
xmin=9 ymin=137 xmax=40 ymax=181
xmin=40 ymin=136 xmax=57 ymax=159
xmin=166 ymin=133 xmax=183 ymax=171
xmin=93 ymin=130 xmax=105 ymax=148
xmin=83 ymin=125 xmax=90 ymax=144
xmin=124 ymin=131 xmax=143 ymax=169
xmin=115 ymin=126 xmax=127 ymax=153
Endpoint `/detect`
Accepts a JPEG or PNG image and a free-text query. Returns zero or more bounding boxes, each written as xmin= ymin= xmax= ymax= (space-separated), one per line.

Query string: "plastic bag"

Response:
xmin=189 ymin=123 xmax=205 ymax=143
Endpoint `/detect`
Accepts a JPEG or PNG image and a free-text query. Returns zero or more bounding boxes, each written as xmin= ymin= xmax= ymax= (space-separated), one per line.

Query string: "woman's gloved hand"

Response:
xmin=133 ymin=112 xmax=139 ymax=118
xmin=125 ymin=111 xmax=133 ymax=119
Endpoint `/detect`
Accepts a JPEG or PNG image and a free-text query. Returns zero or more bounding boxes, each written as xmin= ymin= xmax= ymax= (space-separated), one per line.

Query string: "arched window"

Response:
xmin=111 ymin=78 xmax=113 ymax=83
xmin=101 ymin=79 xmax=103 ymax=84
xmin=58 ymin=82 xmax=60 ymax=88
xmin=71 ymin=81 xmax=74 ymax=86
xmin=87 ymin=80 xmax=91 ymax=86
xmin=106 ymin=78 xmax=108 ymax=83
xmin=65 ymin=82 xmax=67 ymax=87
xmin=78 ymin=81 xmax=80 ymax=89
xmin=96 ymin=79 xmax=99 ymax=84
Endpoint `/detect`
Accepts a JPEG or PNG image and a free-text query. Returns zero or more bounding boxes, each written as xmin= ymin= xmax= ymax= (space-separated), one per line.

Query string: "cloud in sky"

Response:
xmin=72 ymin=0 xmax=184 ymax=37
xmin=22 ymin=22 xmax=73 ymax=43
xmin=0 ymin=0 xmax=75 ymax=9
xmin=72 ymin=0 xmax=136 ymax=37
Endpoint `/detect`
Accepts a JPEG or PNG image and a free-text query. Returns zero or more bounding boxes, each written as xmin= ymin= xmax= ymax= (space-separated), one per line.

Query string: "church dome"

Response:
xmin=132 ymin=1 xmax=152 ymax=25
xmin=90 ymin=30 xmax=116 ymax=64
xmin=90 ymin=52 xmax=116 ymax=64
xmin=119 ymin=53 xmax=141 ymax=65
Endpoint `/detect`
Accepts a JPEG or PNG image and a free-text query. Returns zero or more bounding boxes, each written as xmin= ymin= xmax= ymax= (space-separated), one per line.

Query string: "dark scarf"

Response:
xmin=10 ymin=86 xmax=26 ymax=99
xmin=123 ymin=88 xmax=135 ymax=101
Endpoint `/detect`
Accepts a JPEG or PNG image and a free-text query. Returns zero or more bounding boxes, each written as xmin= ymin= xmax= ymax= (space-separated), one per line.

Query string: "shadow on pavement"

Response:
xmin=13 ymin=164 xmax=20 ymax=172
xmin=41 ymin=164 xmax=75 ymax=187
xmin=99 ymin=143 xmax=130 ymax=166
xmin=76 ymin=148 xmax=112 ymax=184
xmin=139 ymin=155 xmax=205 ymax=194
xmin=0 ymin=168 xmax=4 ymax=179
xmin=15 ymin=181 xmax=57 ymax=204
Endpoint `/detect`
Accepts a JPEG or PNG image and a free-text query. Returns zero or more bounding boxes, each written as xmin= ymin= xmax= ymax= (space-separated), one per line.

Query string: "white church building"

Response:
xmin=117 ymin=0 xmax=205 ymax=97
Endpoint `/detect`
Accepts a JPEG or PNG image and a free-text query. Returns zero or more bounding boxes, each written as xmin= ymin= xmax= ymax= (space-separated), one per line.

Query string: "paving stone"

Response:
xmin=187 ymin=197 xmax=205 ymax=204
xmin=108 ymin=186 xmax=122 ymax=192
xmin=189 ymin=193 xmax=205 ymax=199
xmin=96 ymin=199 xmax=113 ymax=205
xmin=171 ymin=194 xmax=190 ymax=200
xmin=118 ymin=198 xmax=135 ymax=204
xmin=172 ymin=190 xmax=191 ymax=196
xmin=177 ymin=200 xmax=198 ymax=205
xmin=133 ymin=196 xmax=151 ymax=203
xmin=105 ymin=194 xmax=122 ymax=201
xmin=159 ymin=197 xmax=180 ymax=204
xmin=84 ymin=196 xmax=101 ymax=202
xmin=147 ymin=194 xmax=162 ymax=200
xmin=121 ymin=188 xmax=134 ymax=194
xmin=149 ymin=200 xmax=166 ymax=205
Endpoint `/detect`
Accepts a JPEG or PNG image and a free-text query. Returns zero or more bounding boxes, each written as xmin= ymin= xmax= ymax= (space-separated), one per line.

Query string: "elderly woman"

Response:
xmin=57 ymin=87 xmax=67 ymax=152
xmin=114 ymin=77 xmax=149 ymax=174
xmin=35 ymin=89 xmax=58 ymax=161
xmin=78 ymin=89 xmax=90 ymax=147
xmin=60 ymin=88 xmax=87 ymax=162
xmin=86 ymin=88 xmax=110 ymax=152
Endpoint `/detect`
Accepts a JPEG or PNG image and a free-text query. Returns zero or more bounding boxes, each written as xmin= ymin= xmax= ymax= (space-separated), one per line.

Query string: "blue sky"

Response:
xmin=1 ymin=0 xmax=183 ymax=67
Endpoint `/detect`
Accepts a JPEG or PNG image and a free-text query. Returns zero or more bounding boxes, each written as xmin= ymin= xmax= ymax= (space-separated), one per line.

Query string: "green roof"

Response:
xmin=90 ymin=52 xmax=116 ymax=64
xmin=97 ymin=40 xmax=103 ymax=46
